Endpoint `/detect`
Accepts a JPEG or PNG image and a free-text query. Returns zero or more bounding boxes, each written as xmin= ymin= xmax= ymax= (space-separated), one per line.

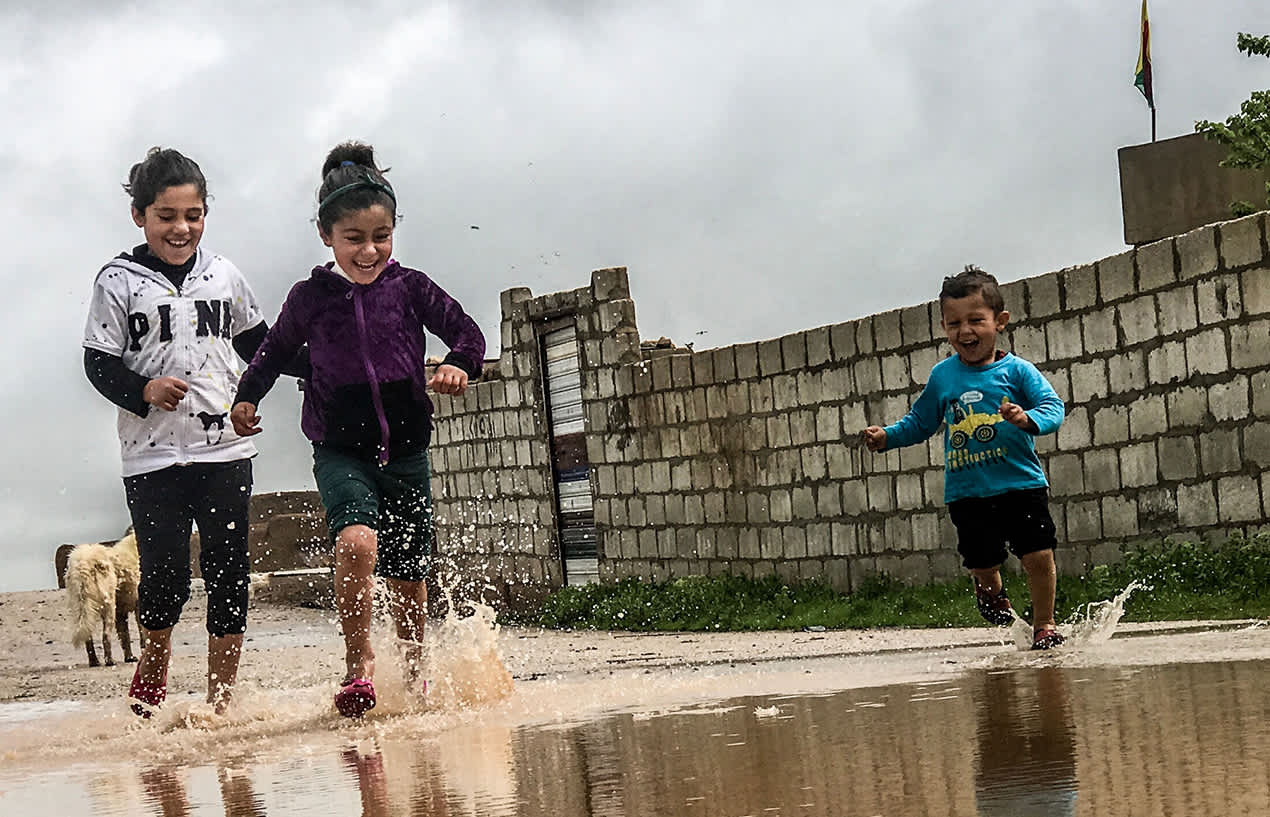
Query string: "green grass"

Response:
xmin=508 ymin=533 xmax=1270 ymax=631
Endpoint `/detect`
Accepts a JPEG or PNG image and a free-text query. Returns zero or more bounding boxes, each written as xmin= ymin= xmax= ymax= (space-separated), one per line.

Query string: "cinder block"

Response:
xmin=591 ymin=267 xmax=629 ymax=301
xmin=796 ymin=371 xmax=823 ymax=406
xmin=782 ymin=333 xmax=808 ymax=371
xmin=1197 ymin=274 xmax=1244 ymax=323
xmin=1177 ymin=224 xmax=1219 ymax=280
xmin=841 ymin=479 xmax=867 ymax=514
xmin=1200 ymin=427 xmax=1242 ymax=475
xmin=1117 ymin=296 xmax=1158 ymax=347
xmin=1048 ymin=453 xmax=1084 ymax=495
xmin=1156 ymin=287 xmax=1199 ymax=335
xmin=853 ymin=358 xmax=883 ymax=392
xmin=1028 ymin=275 xmax=1062 ymax=318
xmin=1128 ymin=394 xmax=1167 ymax=438
xmin=734 ymin=343 xmax=759 ymax=379
xmin=783 ymin=527 xmax=808 ymax=559
xmin=1146 ymin=341 xmax=1188 ymax=386
xmin=1209 ymin=376 xmax=1250 ymax=422
xmin=1102 ymin=495 xmax=1139 ymax=537
xmin=758 ymin=339 xmax=783 ymax=376
xmin=1230 ymin=320 xmax=1270 ymax=370
xmin=866 ymin=475 xmax=894 ymax=513
xmin=881 ymin=354 xmax=910 ymax=391
xmin=806 ymin=327 xmax=831 ymax=367
xmin=1217 ymin=475 xmax=1263 ymax=522
xmin=1065 ymin=499 xmax=1102 ymax=542
xmin=896 ymin=473 xmax=923 ymax=509
xmin=1185 ymin=328 xmax=1229 ymax=376
xmin=901 ymin=305 xmax=932 ymax=346
xmin=1119 ymin=441 xmax=1159 ymax=488
xmin=1243 ymin=267 xmax=1270 ymax=316
xmin=1062 ymin=263 xmax=1099 ymax=310
xmin=1041 ymin=316 xmax=1082 ymax=360
xmin=1070 ymin=360 xmax=1109 ymax=403
xmin=1255 ymin=372 xmax=1270 ymax=418
xmin=1092 ymin=404 xmax=1129 ymax=446
xmin=1137 ymin=237 xmax=1177 ymax=291
xmin=1083 ymin=448 xmax=1121 ymax=493
xmin=1246 ymin=422 xmax=1270 ymax=467
xmin=1081 ymin=309 xmax=1118 ymax=352
xmin=830 ymin=321 xmax=858 ymax=361
xmin=856 ymin=316 xmax=876 ymax=354
xmin=1099 ymin=251 xmax=1136 ymax=303
xmin=1218 ymin=212 xmax=1266 ymax=269
xmin=1107 ymin=348 xmax=1148 ymax=393
xmin=1011 ymin=324 xmax=1047 ymax=364
xmin=801 ymin=446 xmax=828 ymax=481
xmin=874 ymin=310 xmax=903 ymax=350
xmin=1157 ymin=435 xmax=1199 ymax=481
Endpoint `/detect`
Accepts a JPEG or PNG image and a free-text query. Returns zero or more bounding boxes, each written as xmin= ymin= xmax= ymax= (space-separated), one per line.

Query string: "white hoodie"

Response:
xmin=83 ymin=247 xmax=262 ymax=477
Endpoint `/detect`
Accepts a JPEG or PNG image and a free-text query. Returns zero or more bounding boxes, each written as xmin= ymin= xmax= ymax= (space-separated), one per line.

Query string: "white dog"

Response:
xmin=65 ymin=531 xmax=141 ymax=667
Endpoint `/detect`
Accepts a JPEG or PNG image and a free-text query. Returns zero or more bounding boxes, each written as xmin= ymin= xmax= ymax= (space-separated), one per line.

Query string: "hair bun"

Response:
xmin=322 ymin=141 xmax=379 ymax=178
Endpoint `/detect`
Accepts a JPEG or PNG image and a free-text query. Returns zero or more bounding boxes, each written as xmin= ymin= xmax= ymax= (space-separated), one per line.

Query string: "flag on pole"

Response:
xmin=1135 ymin=0 xmax=1154 ymax=108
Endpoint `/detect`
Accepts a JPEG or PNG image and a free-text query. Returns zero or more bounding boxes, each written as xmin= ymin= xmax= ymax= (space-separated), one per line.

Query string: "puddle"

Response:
xmin=4 ymin=656 xmax=1270 ymax=815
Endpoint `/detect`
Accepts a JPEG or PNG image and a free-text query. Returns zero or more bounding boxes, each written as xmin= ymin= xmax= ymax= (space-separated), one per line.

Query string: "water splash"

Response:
xmin=1062 ymin=581 xmax=1144 ymax=646
xmin=1006 ymin=581 xmax=1144 ymax=651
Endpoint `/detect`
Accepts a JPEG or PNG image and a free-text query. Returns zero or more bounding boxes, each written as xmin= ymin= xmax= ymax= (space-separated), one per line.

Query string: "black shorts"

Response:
xmin=123 ymin=459 xmax=252 ymax=636
xmin=946 ymin=487 xmax=1057 ymax=570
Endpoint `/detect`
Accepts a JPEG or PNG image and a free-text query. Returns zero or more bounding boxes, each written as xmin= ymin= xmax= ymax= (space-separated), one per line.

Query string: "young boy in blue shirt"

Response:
xmin=862 ymin=266 xmax=1067 ymax=650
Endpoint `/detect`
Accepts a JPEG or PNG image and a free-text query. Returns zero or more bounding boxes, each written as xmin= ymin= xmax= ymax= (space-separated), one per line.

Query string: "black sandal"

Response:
xmin=1031 ymin=628 xmax=1065 ymax=651
xmin=974 ymin=585 xmax=1015 ymax=626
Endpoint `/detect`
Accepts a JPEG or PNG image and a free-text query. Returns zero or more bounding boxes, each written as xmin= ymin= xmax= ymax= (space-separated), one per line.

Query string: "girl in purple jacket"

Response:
xmin=232 ymin=142 xmax=486 ymax=718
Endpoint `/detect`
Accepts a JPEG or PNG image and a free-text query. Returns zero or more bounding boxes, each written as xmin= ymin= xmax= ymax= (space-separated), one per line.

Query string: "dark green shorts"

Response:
xmin=312 ymin=445 xmax=433 ymax=583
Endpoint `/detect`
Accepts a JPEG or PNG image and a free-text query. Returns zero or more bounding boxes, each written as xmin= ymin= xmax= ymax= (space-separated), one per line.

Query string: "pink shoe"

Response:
xmin=335 ymin=678 xmax=376 ymax=718
xmin=129 ymin=667 xmax=166 ymax=719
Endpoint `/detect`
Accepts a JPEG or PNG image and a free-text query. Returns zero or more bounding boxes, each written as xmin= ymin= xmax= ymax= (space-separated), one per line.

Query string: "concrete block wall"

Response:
xmin=426 ymin=212 xmax=1269 ymax=603
xmin=429 ymin=268 xmax=640 ymax=606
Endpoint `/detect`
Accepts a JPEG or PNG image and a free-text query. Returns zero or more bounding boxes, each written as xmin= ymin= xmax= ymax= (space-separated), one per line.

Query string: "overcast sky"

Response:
xmin=0 ymin=1 xmax=1264 ymax=592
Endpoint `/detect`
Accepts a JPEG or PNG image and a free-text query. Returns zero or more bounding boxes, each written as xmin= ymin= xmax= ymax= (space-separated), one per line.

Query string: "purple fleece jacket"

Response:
xmin=236 ymin=261 xmax=485 ymax=463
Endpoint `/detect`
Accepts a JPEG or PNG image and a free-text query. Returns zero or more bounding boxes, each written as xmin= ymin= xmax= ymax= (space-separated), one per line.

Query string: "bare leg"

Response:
xmin=1021 ymin=549 xmax=1059 ymax=630
xmin=385 ymin=577 xmax=427 ymax=686
xmin=970 ymin=566 xmax=1004 ymax=597
xmin=335 ymin=525 xmax=378 ymax=682
xmin=207 ymin=633 xmax=243 ymax=714
xmin=137 ymin=626 xmax=173 ymax=686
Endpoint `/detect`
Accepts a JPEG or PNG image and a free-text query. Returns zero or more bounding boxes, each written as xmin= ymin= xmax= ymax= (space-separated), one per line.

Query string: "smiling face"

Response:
xmin=941 ymin=290 xmax=1009 ymax=366
xmin=131 ymin=183 xmax=205 ymax=266
xmin=320 ymin=204 xmax=395 ymax=284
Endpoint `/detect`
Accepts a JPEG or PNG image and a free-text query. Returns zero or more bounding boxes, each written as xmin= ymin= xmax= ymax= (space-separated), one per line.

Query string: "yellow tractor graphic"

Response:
xmin=948 ymin=399 xmax=1004 ymax=449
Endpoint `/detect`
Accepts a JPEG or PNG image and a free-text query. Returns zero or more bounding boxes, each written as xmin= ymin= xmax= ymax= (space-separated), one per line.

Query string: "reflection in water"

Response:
xmin=974 ymin=668 xmax=1077 ymax=816
xmin=6 ymin=659 xmax=1270 ymax=815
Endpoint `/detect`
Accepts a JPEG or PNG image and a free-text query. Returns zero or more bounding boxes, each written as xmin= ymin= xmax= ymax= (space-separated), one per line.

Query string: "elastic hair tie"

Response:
xmin=340 ymin=160 xmax=354 ymax=167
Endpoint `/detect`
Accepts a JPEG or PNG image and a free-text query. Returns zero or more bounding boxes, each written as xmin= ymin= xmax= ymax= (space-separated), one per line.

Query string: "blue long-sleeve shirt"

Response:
xmin=883 ymin=353 xmax=1065 ymax=503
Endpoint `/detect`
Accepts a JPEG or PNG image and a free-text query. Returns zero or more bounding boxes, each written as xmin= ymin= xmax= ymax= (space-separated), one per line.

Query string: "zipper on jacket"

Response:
xmin=351 ymin=287 xmax=393 ymax=465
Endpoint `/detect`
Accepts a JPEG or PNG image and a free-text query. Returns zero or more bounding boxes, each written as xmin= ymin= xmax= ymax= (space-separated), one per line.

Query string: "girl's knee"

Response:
xmin=336 ymin=525 xmax=378 ymax=565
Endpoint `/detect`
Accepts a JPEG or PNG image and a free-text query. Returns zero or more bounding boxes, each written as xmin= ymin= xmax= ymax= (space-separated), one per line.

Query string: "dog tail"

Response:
xmin=65 ymin=545 xmax=117 ymax=647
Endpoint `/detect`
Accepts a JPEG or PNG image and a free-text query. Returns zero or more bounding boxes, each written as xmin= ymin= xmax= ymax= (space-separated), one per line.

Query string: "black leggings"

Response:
xmin=123 ymin=459 xmax=252 ymax=636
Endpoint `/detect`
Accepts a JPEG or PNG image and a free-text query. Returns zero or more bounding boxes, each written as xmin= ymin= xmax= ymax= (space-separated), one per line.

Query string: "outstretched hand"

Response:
xmin=861 ymin=426 xmax=887 ymax=452
xmin=230 ymin=402 xmax=262 ymax=437
xmin=428 ymin=364 xmax=469 ymax=396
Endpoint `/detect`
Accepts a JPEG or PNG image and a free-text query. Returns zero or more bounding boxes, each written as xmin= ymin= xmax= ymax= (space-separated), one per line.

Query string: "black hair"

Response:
xmin=316 ymin=141 xmax=397 ymax=233
xmin=123 ymin=147 xmax=209 ymax=214
xmin=939 ymin=264 xmax=1006 ymax=313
